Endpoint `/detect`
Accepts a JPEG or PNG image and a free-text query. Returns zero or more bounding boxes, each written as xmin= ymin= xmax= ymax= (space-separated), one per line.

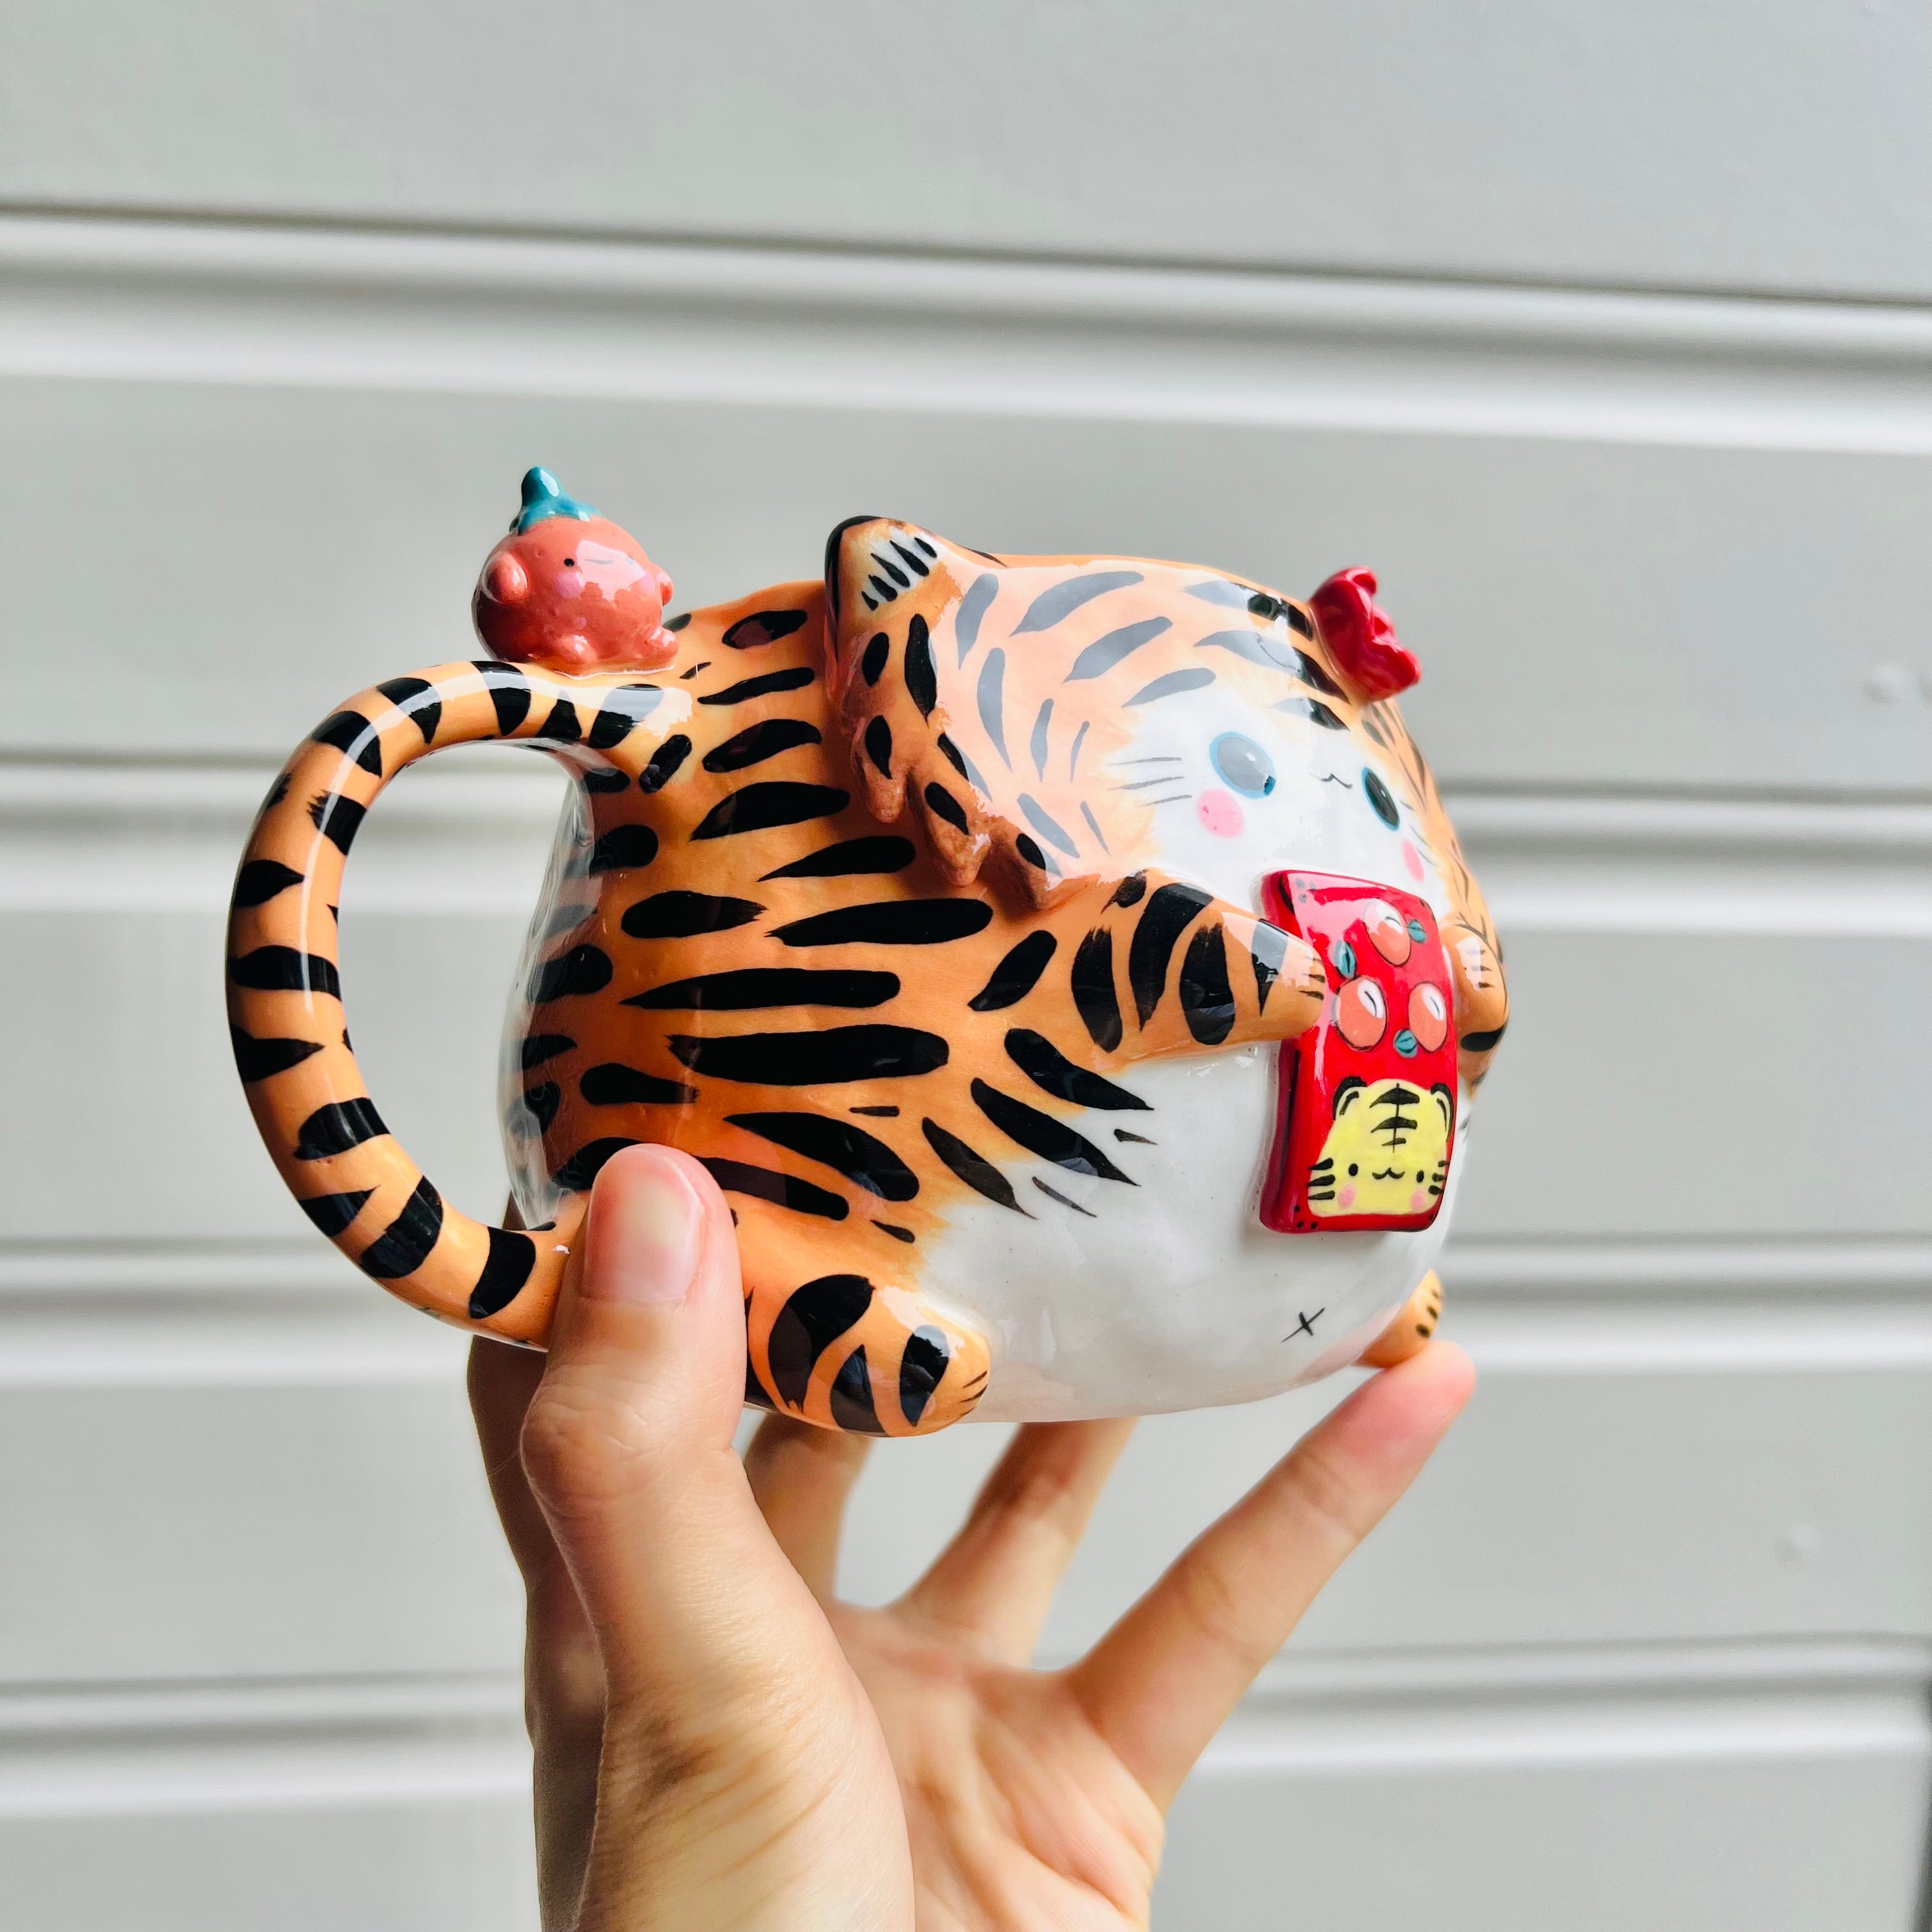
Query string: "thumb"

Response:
xmin=518 ymin=1144 xmax=823 ymax=1713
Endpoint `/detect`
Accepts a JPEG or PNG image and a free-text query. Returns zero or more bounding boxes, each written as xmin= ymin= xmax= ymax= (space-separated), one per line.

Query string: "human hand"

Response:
xmin=468 ymin=1145 xmax=1474 ymax=1930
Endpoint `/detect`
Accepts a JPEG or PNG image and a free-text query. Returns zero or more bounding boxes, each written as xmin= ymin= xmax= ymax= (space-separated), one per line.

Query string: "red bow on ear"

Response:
xmin=1308 ymin=567 xmax=1420 ymax=702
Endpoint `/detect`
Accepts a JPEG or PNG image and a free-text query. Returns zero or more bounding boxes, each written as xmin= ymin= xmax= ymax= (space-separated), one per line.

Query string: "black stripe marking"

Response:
xmin=768 ymin=1274 xmax=871 ymax=1409
xmin=621 ymin=891 xmax=763 ymax=939
xmin=1033 ymin=1177 xmax=1096 ymax=1218
xmin=1126 ymin=668 xmax=1215 ymax=706
xmin=1071 ymin=928 xmax=1123 ymax=1051
xmin=852 ymin=1105 xmax=899 ymax=1117
xmin=231 ymin=859 xmax=305 ymax=908
xmin=519 ymin=1082 xmax=562 ymax=1133
xmin=726 ymin=1112 xmax=918 ymax=1200
xmin=1461 ymin=1022 xmax=1509 ymax=1054
xmin=293 ymin=1097 xmax=387 ymax=1160
xmin=520 ymin=1033 xmax=576 ymax=1070
xmin=876 ymin=551 xmax=908 ymax=589
xmin=1128 ymin=884 xmax=1213 ymax=1025
xmin=1179 ymin=923 xmax=1236 ymax=1045
xmin=875 ymin=1222 xmax=916 ymax=1243
xmin=262 ymin=772 xmax=290 ymax=809
xmin=552 ymin=1137 xmax=641 ymax=1192
xmin=1249 ymin=590 xmax=1316 ymax=640
xmin=579 ymin=1062 xmax=699 ymax=1107
xmin=824 ymin=513 xmax=883 ymax=622
xmin=700 ymin=666 xmax=815 ymax=706
xmin=230 ymin=1025 xmax=323 ymax=1083
xmin=626 ymin=968 xmax=898 ymax=1012
xmin=937 ymin=733 xmax=968 ymax=780
xmin=1004 ymin=1029 xmax=1149 ymax=1110
xmin=703 ymin=717 xmax=822 ymax=774
xmin=1014 ymin=833 xmax=1057 ymax=875
xmin=376 ymin=676 xmax=441 ymax=745
xmin=586 ymin=685 xmax=663 ymax=749
xmin=227 ymin=946 xmax=342 ymax=997
xmin=864 ymin=715 xmax=893 ymax=776
xmin=670 ymin=1026 xmax=947 ymax=1084
xmin=638 ymin=734 xmax=693 ymax=792
xmin=1251 ymin=922 xmax=1289 ymax=1012
xmin=666 ymin=612 xmax=692 ymax=631
xmin=773 ymin=900 xmax=992 ymax=948
xmin=891 ymin=540 xmax=931 ymax=579
xmin=586 ymin=824 xmax=659 ymax=873
xmin=470 ymin=1227 xmax=537 ymax=1319
xmin=698 ymin=1158 xmax=849 ymax=1221
xmin=954 ymin=572 xmax=998 ymax=663
xmin=976 ymin=648 xmax=1009 ymax=764
xmin=307 ymin=792 xmax=365 ymax=854
xmin=474 ymin=663 xmax=532 ymax=733
xmin=1015 ymin=570 xmax=1142 ymax=634
xmin=904 ymin=614 xmax=937 ymax=717
xmin=921 ymin=1118 xmax=1029 ymax=1215
xmin=1115 ymin=1128 xmax=1156 ymax=1145
xmin=529 ymin=945 xmax=613 ymax=1002
xmin=924 ymin=781 xmax=969 ymax=834
xmin=535 ymin=698 xmax=581 ymax=744
xmin=313 ymin=711 xmax=383 ymax=776
xmin=762 ymin=834 xmax=914 ymax=880
xmin=972 ymin=1078 xmax=1134 ymax=1183
xmin=1111 ymin=873 xmax=1148 ymax=907
xmin=691 ymin=781 xmax=848 ymax=841
xmin=861 ymin=632 xmax=889 ymax=684
xmin=831 ymin=1347 xmax=884 ymax=1433
xmin=298 ymin=1189 xmax=372 ymax=1236
xmin=1276 ymin=696 xmax=1347 ymax=731
xmin=1018 ymin=794 xmax=1078 ymax=857
xmin=1067 ymin=616 xmax=1170 ymax=682
xmin=900 ymin=1327 xmax=949 ymax=1425
xmin=722 ymin=608 xmax=809 ymax=649
xmin=358 ymin=1176 xmax=444 ymax=1278
xmin=968 ymin=931 xmax=1057 ymax=1011
xmin=1029 ymin=698 xmax=1052 ymax=777
xmin=583 ymin=766 xmax=631 ymax=793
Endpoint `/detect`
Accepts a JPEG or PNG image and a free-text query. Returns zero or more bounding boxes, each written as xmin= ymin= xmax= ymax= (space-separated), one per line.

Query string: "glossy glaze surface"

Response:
xmin=227 ymin=475 xmax=1507 ymax=1432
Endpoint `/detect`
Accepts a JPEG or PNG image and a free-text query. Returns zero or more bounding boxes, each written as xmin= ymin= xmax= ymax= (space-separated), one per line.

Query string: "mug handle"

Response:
xmin=226 ymin=657 xmax=620 ymax=1347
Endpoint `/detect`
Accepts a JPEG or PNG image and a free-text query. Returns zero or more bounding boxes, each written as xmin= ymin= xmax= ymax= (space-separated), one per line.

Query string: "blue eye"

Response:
xmin=1211 ymin=733 xmax=1276 ymax=798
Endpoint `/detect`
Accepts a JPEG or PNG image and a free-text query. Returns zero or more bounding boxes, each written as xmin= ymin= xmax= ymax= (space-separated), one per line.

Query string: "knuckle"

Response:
xmin=518 ymin=1372 xmax=654 ymax=1511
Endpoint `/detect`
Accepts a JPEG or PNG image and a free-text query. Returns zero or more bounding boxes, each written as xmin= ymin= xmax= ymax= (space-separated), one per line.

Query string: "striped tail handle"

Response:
xmin=226 ymin=659 xmax=613 ymax=1347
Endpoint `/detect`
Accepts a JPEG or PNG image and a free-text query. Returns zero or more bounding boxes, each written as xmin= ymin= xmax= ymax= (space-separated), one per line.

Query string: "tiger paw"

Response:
xmin=746 ymin=1275 xmax=990 ymax=1436
xmin=1356 ymin=1269 xmax=1445 ymax=1368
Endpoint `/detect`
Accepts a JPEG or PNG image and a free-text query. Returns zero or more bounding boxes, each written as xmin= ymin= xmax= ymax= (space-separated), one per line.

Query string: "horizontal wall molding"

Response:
xmin=3 ymin=213 xmax=1929 ymax=455
xmin=2 ymin=758 xmax=1925 ymax=934
xmin=8 ymin=1637 xmax=1920 ymax=1817
xmin=1 ymin=1234 xmax=1927 ymax=1389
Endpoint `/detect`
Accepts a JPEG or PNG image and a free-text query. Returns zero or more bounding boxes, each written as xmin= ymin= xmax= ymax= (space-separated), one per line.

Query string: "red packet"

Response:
xmin=1259 ymin=871 xmax=1457 ymax=1234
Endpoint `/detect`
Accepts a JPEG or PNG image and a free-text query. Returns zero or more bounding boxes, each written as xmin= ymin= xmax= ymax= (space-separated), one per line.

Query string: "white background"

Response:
xmin=1 ymin=4 xmax=1929 ymax=1925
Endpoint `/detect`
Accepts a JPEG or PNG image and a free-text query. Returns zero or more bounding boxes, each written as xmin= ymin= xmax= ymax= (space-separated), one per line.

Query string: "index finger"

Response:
xmin=1065 ymin=1344 xmax=1474 ymax=1808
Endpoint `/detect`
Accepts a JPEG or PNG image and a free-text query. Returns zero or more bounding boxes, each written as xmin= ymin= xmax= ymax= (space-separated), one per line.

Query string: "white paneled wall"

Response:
xmin=1 ymin=4 xmax=1928 ymax=1926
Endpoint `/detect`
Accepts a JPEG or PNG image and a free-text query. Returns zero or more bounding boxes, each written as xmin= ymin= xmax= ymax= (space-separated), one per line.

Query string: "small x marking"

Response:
xmin=1287 ymin=1307 xmax=1325 ymax=1340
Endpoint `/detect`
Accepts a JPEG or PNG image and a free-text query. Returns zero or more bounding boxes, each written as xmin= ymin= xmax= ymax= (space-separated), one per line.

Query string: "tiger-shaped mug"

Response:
xmin=227 ymin=469 xmax=1508 ymax=1436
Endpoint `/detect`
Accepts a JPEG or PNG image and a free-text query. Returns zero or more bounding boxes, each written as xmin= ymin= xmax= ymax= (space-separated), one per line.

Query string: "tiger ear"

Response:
xmin=1333 ymin=1075 xmax=1367 ymax=1118
xmin=1429 ymin=1082 xmax=1455 ymax=1130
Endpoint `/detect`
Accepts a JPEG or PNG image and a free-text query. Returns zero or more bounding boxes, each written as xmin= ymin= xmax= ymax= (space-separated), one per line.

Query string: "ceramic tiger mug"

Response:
xmin=227 ymin=468 xmax=1508 ymax=1435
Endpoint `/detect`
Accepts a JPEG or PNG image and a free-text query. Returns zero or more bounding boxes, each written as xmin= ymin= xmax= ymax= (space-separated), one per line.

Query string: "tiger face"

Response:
xmin=1308 ymin=1078 xmax=1455 ymax=1222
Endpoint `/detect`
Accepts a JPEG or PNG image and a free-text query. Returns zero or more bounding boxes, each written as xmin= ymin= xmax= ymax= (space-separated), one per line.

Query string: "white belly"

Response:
xmin=921 ymin=1046 xmax=1467 ymax=1422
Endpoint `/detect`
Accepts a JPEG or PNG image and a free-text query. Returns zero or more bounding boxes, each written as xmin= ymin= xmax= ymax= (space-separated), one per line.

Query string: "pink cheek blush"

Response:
xmin=1198 ymin=790 xmax=1244 ymax=839
xmin=1401 ymin=839 xmax=1425 ymax=880
xmin=1411 ymin=1188 xmax=1428 ymax=1212
xmin=551 ymin=570 xmax=585 ymax=600
xmin=1335 ymin=1184 xmax=1356 ymax=1209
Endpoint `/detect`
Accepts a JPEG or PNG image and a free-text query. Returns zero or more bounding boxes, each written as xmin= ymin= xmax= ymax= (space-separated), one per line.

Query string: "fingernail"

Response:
xmin=583 ymin=1154 xmax=702 ymax=1305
